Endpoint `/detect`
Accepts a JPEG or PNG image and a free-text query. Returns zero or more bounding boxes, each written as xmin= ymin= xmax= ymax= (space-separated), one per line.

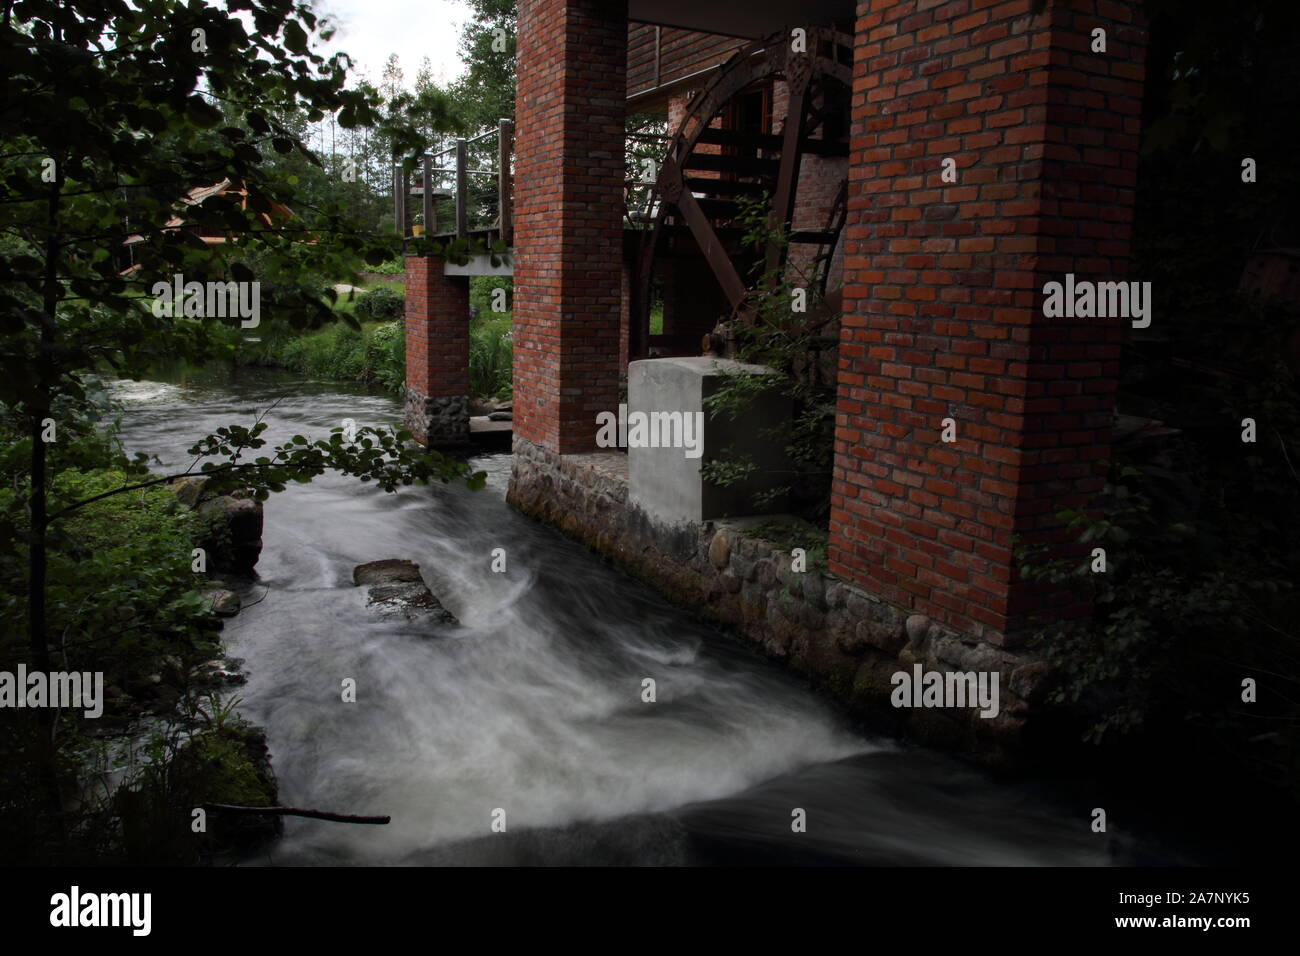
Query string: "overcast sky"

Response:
xmin=311 ymin=0 xmax=474 ymax=90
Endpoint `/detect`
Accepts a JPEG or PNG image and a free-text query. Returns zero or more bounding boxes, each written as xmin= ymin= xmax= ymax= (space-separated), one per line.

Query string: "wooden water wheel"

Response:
xmin=629 ymin=27 xmax=854 ymax=360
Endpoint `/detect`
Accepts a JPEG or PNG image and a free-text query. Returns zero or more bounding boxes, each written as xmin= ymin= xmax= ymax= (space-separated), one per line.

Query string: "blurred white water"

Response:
xmin=108 ymin=367 xmax=1178 ymax=866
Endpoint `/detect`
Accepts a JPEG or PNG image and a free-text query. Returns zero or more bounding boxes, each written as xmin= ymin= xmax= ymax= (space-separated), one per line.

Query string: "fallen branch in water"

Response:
xmin=202 ymin=804 xmax=391 ymax=825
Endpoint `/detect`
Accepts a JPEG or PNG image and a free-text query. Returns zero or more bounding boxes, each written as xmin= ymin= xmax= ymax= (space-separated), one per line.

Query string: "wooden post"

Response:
xmin=497 ymin=119 xmax=513 ymax=246
xmin=652 ymin=25 xmax=661 ymax=88
xmin=455 ymin=137 xmax=468 ymax=240
xmin=393 ymin=166 xmax=404 ymax=236
xmin=422 ymin=154 xmax=434 ymax=234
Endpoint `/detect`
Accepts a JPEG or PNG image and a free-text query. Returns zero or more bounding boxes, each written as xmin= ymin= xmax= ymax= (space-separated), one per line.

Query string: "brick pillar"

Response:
xmin=829 ymin=0 xmax=1147 ymax=646
xmin=513 ymin=0 xmax=628 ymax=453
xmin=404 ymin=255 xmax=470 ymax=446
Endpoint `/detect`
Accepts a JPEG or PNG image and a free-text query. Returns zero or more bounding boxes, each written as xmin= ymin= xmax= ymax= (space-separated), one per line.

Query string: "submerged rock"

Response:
xmin=353 ymin=558 xmax=424 ymax=587
xmin=352 ymin=559 xmax=458 ymax=624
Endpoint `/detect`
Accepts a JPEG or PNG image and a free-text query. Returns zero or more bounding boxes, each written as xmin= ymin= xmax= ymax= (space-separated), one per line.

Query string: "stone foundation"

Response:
xmin=404 ymin=388 xmax=469 ymax=447
xmin=508 ymin=436 xmax=1059 ymax=766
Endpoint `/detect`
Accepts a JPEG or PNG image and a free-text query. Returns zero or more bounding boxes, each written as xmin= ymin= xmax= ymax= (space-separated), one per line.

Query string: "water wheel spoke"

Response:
xmin=633 ymin=27 xmax=852 ymax=360
xmin=765 ymin=82 xmax=811 ymax=281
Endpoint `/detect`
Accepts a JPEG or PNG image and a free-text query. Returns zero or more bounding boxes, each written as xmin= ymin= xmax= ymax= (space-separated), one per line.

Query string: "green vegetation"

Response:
xmin=738 ymin=518 xmax=828 ymax=574
xmin=0 ymin=398 xmax=229 ymax=863
xmin=237 ymin=319 xmax=406 ymax=392
xmin=471 ymin=314 xmax=513 ymax=400
xmin=699 ymin=197 xmax=839 ymax=523
xmin=367 ymin=258 xmax=408 ymax=276
xmin=0 ymin=0 xmax=491 ymax=863
xmin=354 ymin=286 xmax=405 ymax=323
xmin=107 ymin=709 xmax=281 ymax=864
xmin=1016 ymin=0 xmax=1300 ymax=793
xmin=467 ymin=277 xmax=514 ymax=399
xmin=0 ymin=403 xmax=217 ymax=687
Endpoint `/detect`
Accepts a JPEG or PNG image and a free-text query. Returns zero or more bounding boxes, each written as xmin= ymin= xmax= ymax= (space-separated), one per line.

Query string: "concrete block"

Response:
xmin=627 ymin=356 xmax=792 ymax=525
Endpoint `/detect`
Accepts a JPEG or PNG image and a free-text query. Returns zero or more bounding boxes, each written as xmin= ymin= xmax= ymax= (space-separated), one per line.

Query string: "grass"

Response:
xmin=470 ymin=312 xmax=512 ymax=400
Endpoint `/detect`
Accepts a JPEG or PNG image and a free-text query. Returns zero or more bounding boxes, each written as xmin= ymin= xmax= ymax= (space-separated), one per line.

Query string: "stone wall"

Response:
xmin=509 ymin=436 xmax=1058 ymax=766
xmin=404 ymin=388 xmax=469 ymax=447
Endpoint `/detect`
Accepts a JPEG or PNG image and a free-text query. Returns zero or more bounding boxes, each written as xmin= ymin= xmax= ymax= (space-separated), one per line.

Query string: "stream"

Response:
xmin=109 ymin=364 xmax=1200 ymax=866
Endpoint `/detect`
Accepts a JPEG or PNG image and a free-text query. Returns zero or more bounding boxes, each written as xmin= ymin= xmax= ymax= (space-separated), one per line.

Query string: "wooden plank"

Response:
xmin=422 ymin=154 xmax=434 ymax=234
xmin=674 ymin=182 xmax=748 ymax=309
xmin=455 ymin=138 xmax=468 ymax=240
xmin=653 ymin=25 xmax=661 ymax=88
xmin=695 ymin=197 xmax=743 ymax=219
xmin=697 ymin=126 xmax=783 ymax=150
xmin=766 ymin=83 xmax=810 ymax=279
xmin=682 ymin=152 xmax=778 ymax=175
xmin=683 ymin=177 xmax=766 ymax=196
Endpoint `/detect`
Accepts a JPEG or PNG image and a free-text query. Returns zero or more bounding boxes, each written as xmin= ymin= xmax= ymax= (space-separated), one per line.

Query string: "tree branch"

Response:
xmin=202 ymin=804 xmax=390 ymax=825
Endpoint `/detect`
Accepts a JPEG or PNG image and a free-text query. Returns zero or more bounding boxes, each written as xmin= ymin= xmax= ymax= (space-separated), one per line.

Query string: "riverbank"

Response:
xmin=0 ymin=394 xmax=281 ymax=864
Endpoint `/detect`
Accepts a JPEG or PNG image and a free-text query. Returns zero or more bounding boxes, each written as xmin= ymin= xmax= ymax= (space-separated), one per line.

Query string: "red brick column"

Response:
xmin=404 ymin=255 xmax=470 ymax=446
xmin=513 ymin=0 xmax=628 ymax=454
xmin=829 ymin=0 xmax=1147 ymax=645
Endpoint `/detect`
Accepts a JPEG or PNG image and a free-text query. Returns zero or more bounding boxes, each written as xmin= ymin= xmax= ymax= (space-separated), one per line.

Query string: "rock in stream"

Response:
xmin=352 ymin=559 xmax=458 ymax=625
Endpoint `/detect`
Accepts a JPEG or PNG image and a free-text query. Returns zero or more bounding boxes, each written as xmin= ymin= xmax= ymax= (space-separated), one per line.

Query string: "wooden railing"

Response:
xmin=394 ymin=118 xmax=514 ymax=245
xmin=395 ymin=121 xmax=673 ymax=244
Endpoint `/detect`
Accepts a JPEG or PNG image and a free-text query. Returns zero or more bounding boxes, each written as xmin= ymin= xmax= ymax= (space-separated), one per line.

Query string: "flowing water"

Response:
xmin=108 ymin=365 xmax=1199 ymax=866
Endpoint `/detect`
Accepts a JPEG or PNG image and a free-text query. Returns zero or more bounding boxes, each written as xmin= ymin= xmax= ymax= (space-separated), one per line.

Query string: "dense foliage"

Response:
xmin=238 ymin=317 xmax=406 ymax=392
xmin=1017 ymin=0 xmax=1300 ymax=793
xmin=0 ymin=0 xmax=490 ymax=861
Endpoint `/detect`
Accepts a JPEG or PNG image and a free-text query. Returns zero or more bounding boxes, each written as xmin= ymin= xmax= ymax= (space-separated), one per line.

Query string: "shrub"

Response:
xmin=239 ymin=319 xmax=405 ymax=393
xmin=354 ymin=286 xmax=404 ymax=323
xmin=470 ymin=276 xmax=512 ymax=317
xmin=469 ymin=315 xmax=512 ymax=399
xmin=1017 ymin=293 xmax=1300 ymax=792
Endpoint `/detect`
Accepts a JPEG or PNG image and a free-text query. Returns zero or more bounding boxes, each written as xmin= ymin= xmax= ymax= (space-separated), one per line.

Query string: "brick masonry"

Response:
xmin=514 ymin=0 xmax=629 ymax=453
xmin=503 ymin=0 xmax=1150 ymax=756
xmin=829 ymin=0 xmax=1147 ymax=647
xmin=404 ymin=255 xmax=470 ymax=446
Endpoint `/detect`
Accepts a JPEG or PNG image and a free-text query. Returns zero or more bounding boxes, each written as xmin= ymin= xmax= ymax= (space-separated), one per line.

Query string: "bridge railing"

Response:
xmin=395 ymin=122 xmax=674 ymax=245
xmin=394 ymin=118 xmax=514 ymax=245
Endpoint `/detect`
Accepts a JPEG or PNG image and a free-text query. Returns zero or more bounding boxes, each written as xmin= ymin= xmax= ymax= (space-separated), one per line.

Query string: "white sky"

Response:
xmin=311 ymin=0 xmax=474 ymax=90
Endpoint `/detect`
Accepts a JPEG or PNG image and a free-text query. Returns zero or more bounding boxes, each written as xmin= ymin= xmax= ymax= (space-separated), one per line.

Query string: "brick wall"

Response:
xmin=828 ymin=0 xmax=1146 ymax=646
xmin=404 ymin=255 xmax=470 ymax=445
xmin=514 ymin=0 xmax=628 ymax=453
xmin=404 ymin=256 xmax=469 ymax=400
